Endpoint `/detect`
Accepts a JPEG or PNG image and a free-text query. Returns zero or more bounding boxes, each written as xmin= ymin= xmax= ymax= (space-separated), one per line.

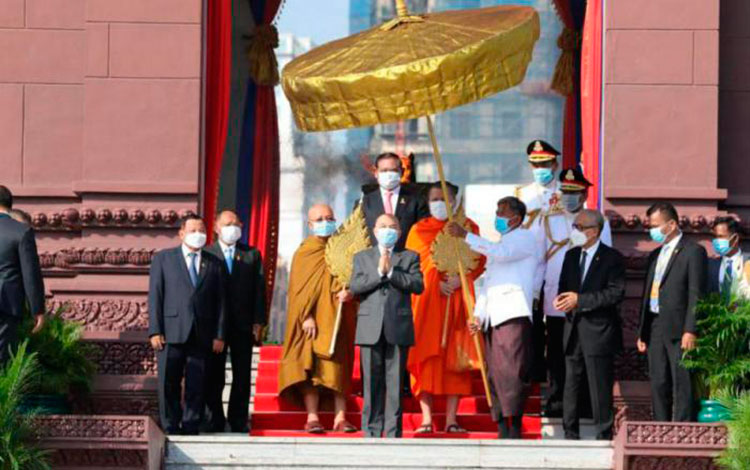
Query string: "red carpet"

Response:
xmin=250 ymin=346 xmax=543 ymax=439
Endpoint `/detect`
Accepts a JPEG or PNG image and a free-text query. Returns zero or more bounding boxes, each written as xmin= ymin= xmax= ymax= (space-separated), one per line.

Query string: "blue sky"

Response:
xmin=276 ymin=0 xmax=350 ymax=45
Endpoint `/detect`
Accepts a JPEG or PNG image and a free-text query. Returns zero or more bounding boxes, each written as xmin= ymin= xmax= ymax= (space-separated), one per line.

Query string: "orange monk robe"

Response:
xmin=406 ymin=217 xmax=486 ymax=397
xmin=278 ymin=236 xmax=357 ymax=401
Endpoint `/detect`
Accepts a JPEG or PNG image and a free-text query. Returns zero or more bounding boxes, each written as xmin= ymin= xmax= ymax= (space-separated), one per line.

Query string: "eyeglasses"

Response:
xmin=572 ymin=223 xmax=597 ymax=231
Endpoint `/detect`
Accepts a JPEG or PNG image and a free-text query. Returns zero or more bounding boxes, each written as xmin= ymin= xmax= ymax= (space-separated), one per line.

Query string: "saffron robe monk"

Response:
xmin=278 ymin=204 xmax=358 ymax=434
xmin=405 ymin=183 xmax=486 ymax=433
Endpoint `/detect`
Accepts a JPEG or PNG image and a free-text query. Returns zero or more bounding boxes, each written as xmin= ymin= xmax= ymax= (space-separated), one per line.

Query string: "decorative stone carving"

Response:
xmin=40 ymin=248 xmax=156 ymax=270
xmin=624 ymin=422 xmax=728 ymax=446
xmin=615 ymin=347 xmax=649 ymax=381
xmin=30 ymin=208 xmax=195 ymax=230
xmin=49 ymin=299 xmax=149 ymax=331
xmin=606 ymin=211 xmax=739 ymax=234
xmin=629 ymin=456 xmax=718 ymax=470
xmin=36 ymin=416 xmax=147 ymax=439
xmin=90 ymin=342 xmax=157 ymax=375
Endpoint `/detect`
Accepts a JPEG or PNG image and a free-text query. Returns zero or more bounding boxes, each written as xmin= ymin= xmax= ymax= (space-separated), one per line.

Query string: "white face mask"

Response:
xmin=377 ymin=171 xmax=401 ymax=190
xmin=220 ymin=225 xmax=242 ymax=245
xmin=569 ymin=228 xmax=588 ymax=247
xmin=429 ymin=201 xmax=449 ymax=221
xmin=184 ymin=232 xmax=207 ymax=250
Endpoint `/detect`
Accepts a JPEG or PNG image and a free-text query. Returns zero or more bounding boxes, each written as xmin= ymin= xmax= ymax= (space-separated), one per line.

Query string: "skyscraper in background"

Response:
xmin=347 ymin=0 xmax=564 ymax=190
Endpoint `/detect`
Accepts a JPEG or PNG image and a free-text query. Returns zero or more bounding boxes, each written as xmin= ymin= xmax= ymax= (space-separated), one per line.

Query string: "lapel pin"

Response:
xmin=400 ymin=198 xmax=405 ymax=205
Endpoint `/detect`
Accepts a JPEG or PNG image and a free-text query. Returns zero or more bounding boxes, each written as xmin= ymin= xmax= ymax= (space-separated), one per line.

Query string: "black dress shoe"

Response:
xmin=230 ymin=426 xmax=250 ymax=433
xmin=181 ymin=428 xmax=200 ymax=436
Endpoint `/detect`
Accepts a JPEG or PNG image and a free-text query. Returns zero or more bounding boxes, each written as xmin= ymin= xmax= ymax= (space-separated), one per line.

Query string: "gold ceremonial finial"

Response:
xmin=566 ymin=169 xmax=574 ymax=180
xmin=381 ymin=0 xmax=424 ymax=31
xmin=396 ymin=0 xmax=409 ymax=18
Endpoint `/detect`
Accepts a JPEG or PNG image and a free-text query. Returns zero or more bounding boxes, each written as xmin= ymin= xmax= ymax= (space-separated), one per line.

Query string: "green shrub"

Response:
xmin=717 ymin=391 xmax=750 ymax=469
xmin=20 ymin=306 xmax=96 ymax=396
xmin=0 ymin=342 xmax=50 ymax=470
xmin=682 ymin=294 xmax=750 ymax=398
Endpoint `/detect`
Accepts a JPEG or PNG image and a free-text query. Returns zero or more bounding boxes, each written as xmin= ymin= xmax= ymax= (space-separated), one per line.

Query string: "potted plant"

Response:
xmin=18 ymin=304 xmax=96 ymax=415
xmin=682 ymin=294 xmax=750 ymax=422
xmin=0 ymin=341 xmax=51 ymax=470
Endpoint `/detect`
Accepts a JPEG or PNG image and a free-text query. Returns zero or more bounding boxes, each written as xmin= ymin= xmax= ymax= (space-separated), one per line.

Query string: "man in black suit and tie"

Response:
xmin=204 ymin=210 xmax=265 ymax=433
xmin=359 ymin=153 xmax=430 ymax=251
xmin=707 ymin=216 xmax=749 ymax=299
xmin=0 ymin=185 xmax=45 ymax=363
xmin=149 ymin=214 xmax=226 ymax=435
xmin=555 ymin=209 xmax=625 ymax=440
xmin=350 ymin=214 xmax=424 ymax=437
xmin=637 ymin=202 xmax=707 ymax=422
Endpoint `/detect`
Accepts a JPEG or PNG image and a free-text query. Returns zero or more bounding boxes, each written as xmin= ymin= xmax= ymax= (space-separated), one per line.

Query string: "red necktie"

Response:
xmin=384 ymin=190 xmax=394 ymax=215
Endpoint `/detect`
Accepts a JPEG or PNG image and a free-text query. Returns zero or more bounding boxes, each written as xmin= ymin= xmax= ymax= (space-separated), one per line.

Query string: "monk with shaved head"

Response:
xmin=278 ymin=203 xmax=357 ymax=434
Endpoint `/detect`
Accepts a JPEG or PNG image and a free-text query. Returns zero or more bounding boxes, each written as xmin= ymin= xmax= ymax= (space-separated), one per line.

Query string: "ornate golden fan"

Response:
xmin=324 ymin=203 xmax=371 ymax=355
xmin=432 ymin=203 xmax=481 ymax=276
xmin=324 ymin=203 xmax=371 ymax=286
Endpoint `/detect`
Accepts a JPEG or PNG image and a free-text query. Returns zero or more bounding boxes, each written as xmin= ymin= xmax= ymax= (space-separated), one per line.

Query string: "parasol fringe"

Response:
xmin=246 ymin=23 xmax=280 ymax=86
xmin=551 ymin=27 xmax=581 ymax=96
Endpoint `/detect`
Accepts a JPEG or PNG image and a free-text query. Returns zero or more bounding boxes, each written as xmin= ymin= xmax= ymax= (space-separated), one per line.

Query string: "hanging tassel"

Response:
xmin=246 ymin=23 xmax=280 ymax=87
xmin=551 ymin=27 xmax=581 ymax=96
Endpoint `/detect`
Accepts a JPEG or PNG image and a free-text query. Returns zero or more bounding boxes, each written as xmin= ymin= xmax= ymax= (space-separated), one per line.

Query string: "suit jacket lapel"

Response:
xmin=173 ymin=247 xmax=195 ymax=291
xmin=581 ymin=244 xmax=604 ymax=290
xmin=369 ymin=190 xmax=385 ymax=218
xmin=660 ymin=237 xmax=685 ymax=284
xmin=394 ymin=188 xmax=407 ymax=219
xmin=195 ymin=250 xmax=209 ymax=289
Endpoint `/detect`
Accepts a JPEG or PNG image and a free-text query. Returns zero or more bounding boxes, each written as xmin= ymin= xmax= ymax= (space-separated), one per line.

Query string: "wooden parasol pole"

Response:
xmin=328 ymin=301 xmax=344 ymax=356
xmin=425 ymin=115 xmax=492 ymax=408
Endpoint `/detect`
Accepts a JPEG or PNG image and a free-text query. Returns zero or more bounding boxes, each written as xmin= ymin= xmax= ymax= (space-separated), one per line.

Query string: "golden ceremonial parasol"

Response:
xmin=282 ymin=0 xmax=540 ymax=407
xmin=324 ymin=204 xmax=371 ymax=356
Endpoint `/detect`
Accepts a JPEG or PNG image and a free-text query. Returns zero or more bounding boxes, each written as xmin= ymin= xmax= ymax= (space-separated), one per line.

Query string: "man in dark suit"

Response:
xmin=0 ymin=185 xmax=45 ymax=363
xmin=149 ymin=214 xmax=226 ymax=435
xmin=350 ymin=214 xmax=424 ymax=438
xmin=359 ymin=153 xmax=429 ymax=251
xmin=204 ymin=209 xmax=265 ymax=433
xmin=637 ymin=202 xmax=707 ymax=422
xmin=707 ymin=216 xmax=749 ymax=299
xmin=555 ymin=209 xmax=625 ymax=440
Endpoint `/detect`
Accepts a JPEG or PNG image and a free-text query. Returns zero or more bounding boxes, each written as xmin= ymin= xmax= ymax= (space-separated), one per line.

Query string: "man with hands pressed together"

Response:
xmin=350 ymin=214 xmax=424 ymax=438
xmin=637 ymin=202 xmax=707 ymax=422
xmin=148 ymin=215 xmax=226 ymax=435
xmin=554 ymin=210 xmax=625 ymax=440
xmin=447 ymin=196 xmax=537 ymax=439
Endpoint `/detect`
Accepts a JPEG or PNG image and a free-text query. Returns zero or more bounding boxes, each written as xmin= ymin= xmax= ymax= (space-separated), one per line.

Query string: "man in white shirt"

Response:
xmin=708 ymin=216 xmax=749 ymax=300
xmin=447 ymin=196 xmax=538 ymax=439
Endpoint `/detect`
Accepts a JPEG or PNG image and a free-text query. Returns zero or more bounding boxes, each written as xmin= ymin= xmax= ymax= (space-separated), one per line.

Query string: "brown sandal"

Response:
xmin=333 ymin=421 xmax=357 ymax=433
xmin=304 ymin=421 xmax=325 ymax=434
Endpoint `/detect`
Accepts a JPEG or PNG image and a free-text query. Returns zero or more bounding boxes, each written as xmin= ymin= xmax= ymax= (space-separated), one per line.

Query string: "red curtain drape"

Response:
xmin=580 ymin=0 xmax=603 ymax=209
xmin=247 ymin=0 xmax=282 ymax=319
xmin=552 ymin=0 xmax=580 ymax=169
xmin=203 ymin=0 xmax=233 ymax=236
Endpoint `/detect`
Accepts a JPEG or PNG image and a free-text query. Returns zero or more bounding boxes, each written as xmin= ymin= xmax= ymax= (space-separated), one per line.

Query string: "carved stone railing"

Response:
xmin=31 ymin=208 xmax=195 ymax=231
xmin=613 ymin=421 xmax=727 ymax=470
xmin=36 ymin=415 xmax=164 ymax=470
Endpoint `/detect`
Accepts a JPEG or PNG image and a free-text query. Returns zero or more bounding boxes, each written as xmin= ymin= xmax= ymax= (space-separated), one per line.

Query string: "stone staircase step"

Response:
xmin=165 ymin=436 xmax=613 ymax=469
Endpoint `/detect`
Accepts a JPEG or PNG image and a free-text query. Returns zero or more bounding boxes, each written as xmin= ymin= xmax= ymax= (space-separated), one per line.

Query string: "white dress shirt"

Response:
xmin=219 ymin=240 xmax=236 ymax=260
xmin=719 ymin=250 xmax=744 ymax=286
xmin=379 ymin=185 xmax=401 ymax=214
xmin=466 ymin=228 xmax=539 ymax=329
xmin=580 ymin=239 xmax=601 ymax=281
xmin=181 ymin=244 xmax=201 ymax=274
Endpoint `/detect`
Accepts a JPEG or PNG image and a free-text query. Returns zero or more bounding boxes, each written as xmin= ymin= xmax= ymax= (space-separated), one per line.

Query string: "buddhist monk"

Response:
xmin=278 ymin=204 xmax=358 ymax=434
xmin=406 ymin=183 xmax=486 ymax=433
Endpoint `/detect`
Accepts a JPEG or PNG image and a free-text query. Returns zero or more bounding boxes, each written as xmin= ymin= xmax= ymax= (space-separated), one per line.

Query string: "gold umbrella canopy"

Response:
xmin=282 ymin=4 xmax=540 ymax=132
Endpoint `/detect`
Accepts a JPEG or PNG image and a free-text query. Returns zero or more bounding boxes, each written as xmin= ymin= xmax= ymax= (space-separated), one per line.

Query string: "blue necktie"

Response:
xmin=225 ymin=248 xmax=233 ymax=274
xmin=188 ymin=252 xmax=199 ymax=287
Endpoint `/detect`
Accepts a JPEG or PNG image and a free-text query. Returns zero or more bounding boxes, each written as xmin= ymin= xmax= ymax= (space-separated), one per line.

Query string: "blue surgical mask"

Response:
xmin=712 ymin=238 xmax=732 ymax=257
xmin=495 ymin=216 xmax=512 ymax=235
xmin=311 ymin=220 xmax=337 ymax=237
xmin=375 ymin=227 xmax=399 ymax=248
xmin=533 ymin=168 xmax=554 ymax=186
xmin=649 ymin=226 xmax=667 ymax=244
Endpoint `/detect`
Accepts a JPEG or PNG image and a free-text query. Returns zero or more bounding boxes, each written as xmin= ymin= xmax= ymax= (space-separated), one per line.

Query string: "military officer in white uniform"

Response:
xmin=541 ymin=167 xmax=612 ymax=416
xmin=514 ymin=140 xmax=563 ymax=384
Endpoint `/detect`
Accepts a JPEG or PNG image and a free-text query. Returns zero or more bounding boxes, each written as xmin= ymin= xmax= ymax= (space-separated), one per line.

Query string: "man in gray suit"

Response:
xmin=0 ymin=185 xmax=45 ymax=364
xmin=350 ymin=214 xmax=424 ymax=438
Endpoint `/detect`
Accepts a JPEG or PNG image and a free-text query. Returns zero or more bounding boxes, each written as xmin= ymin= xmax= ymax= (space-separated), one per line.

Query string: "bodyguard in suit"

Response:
xmin=149 ymin=215 xmax=227 ymax=435
xmin=204 ymin=210 xmax=265 ymax=433
xmin=350 ymin=214 xmax=424 ymax=438
xmin=637 ymin=202 xmax=707 ymax=422
xmin=555 ymin=210 xmax=625 ymax=440
xmin=707 ymin=216 xmax=749 ymax=300
xmin=359 ymin=152 xmax=430 ymax=251
xmin=0 ymin=185 xmax=45 ymax=363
